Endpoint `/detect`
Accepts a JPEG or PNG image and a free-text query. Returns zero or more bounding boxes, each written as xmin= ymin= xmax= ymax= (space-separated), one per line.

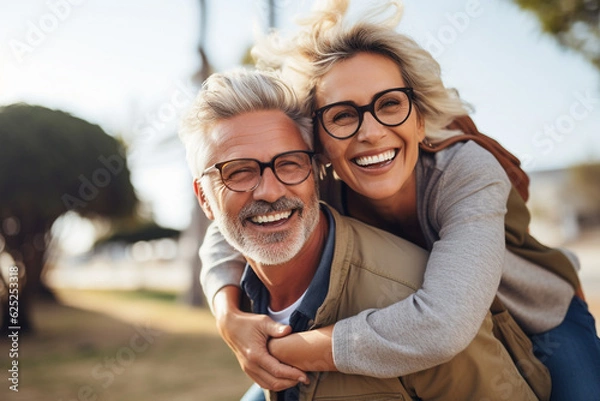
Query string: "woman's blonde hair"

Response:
xmin=252 ymin=0 xmax=471 ymax=141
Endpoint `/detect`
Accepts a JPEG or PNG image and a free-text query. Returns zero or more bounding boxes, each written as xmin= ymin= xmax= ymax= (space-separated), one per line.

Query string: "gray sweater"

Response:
xmin=199 ymin=141 xmax=576 ymax=378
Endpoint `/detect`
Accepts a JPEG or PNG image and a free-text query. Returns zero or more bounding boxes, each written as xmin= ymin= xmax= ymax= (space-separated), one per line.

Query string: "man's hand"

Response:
xmin=213 ymin=286 xmax=309 ymax=391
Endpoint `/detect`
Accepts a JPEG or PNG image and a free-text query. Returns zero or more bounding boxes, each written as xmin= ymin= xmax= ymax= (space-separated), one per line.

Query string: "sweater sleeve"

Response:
xmin=199 ymin=221 xmax=246 ymax=314
xmin=332 ymin=142 xmax=511 ymax=378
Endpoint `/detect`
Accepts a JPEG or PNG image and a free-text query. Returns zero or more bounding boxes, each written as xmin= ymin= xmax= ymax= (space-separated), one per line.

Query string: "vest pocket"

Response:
xmin=308 ymin=373 xmax=411 ymax=400
xmin=490 ymin=307 xmax=551 ymax=401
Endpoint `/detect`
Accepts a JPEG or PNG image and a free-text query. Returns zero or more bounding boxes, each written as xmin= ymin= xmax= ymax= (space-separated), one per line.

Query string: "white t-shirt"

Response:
xmin=268 ymin=290 xmax=307 ymax=325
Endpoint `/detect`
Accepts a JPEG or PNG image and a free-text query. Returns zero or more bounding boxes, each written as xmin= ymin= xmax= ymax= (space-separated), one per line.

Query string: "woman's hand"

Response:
xmin=268 ymin=326 xmax=336 ymax=372
xmin=213 ymin=286 xmax=309 ymax=391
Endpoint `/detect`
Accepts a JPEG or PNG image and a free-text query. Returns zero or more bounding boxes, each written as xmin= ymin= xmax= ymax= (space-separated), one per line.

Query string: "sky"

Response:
xmin=1 ymin=0 xmax=599 ymax=245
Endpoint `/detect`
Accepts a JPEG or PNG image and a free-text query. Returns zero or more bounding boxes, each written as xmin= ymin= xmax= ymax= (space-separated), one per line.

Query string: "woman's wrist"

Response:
xmin=268 ymin=325 xmax=336 ymax=372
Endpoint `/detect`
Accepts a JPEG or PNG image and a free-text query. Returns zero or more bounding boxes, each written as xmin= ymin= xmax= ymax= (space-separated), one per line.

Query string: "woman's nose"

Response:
xmin=355 ymin=111 xmax=387 ymax=143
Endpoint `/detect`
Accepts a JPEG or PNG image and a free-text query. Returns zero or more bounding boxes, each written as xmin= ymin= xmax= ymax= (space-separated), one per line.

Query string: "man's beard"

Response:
xmin=216 ymin=194 xmax=320 ymax=265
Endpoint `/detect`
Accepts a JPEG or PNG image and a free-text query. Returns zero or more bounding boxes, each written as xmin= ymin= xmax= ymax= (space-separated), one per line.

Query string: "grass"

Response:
xmin=0 ymin=289 xmax=253 ymax=401
xmin=3 ymin=287 xmax=599 ymax=401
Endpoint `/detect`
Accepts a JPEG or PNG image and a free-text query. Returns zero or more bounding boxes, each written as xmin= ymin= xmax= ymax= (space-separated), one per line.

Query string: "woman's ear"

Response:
xmin=193 ymin=179 xmax=215 ymax=220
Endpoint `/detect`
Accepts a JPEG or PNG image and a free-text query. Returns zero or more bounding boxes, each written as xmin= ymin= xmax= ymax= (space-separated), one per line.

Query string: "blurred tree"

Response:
xmin=267 ymin=0 xmax=276 ymax=28
xmin=191 ymin=0 xmax=213 ymax=85
xmin=510 ymin=0 xmax=600 ymax=70
xmin=95 ymin=222 xmax=180 ymax=246
xmin=0 ymin=104 xmax=138 ymax=333
xmin=241 ymin=0 xmax=278 ymax=66
xmin=178 ymin=0 xmax=213 ymax=307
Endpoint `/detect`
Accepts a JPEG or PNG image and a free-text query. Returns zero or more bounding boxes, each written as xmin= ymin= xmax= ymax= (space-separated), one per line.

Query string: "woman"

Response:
xmin=201 ymin=1 xmax=600 ymax=400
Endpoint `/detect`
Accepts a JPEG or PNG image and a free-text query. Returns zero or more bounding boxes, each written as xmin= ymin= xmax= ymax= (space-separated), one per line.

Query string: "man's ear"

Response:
xmin=193 ymin=179 xmax=215 ymax=220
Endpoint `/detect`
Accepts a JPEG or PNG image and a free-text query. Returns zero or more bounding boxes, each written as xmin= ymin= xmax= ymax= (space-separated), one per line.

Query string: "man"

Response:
xmin=179 ymin=68 xmax=539 ymax=400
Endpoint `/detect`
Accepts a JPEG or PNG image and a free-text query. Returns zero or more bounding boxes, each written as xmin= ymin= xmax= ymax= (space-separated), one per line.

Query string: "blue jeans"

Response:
xmin=529 ymin=296 xmax=600 ymax=401
xmin=240 ymin=383 xmax=266 ymax=401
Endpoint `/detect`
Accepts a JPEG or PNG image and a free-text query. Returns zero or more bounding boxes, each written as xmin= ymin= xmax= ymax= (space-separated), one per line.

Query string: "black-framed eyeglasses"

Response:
xmin=201 ymin=150 xmax=315 ymax=192
xmin=313 ymin=87 xmax=414 ymax=139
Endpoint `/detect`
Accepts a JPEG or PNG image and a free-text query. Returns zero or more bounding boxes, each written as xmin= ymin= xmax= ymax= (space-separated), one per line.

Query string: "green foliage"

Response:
xmin=95 ymin=221 xmax=180 ymax=246
xmin=0 ymin=103 xmax=138 ymax=223
xmin=0 ymin=103 xmax=139 ymax=311
xmin=105 ymin=289 xmax=180 ymax=302
xmin=512 ymin=0 xmax=600 ymax=69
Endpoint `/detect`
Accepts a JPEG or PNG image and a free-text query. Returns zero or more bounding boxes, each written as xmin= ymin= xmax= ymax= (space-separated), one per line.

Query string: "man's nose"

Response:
xmin=251 ymin=167 xmax=287 ymax=202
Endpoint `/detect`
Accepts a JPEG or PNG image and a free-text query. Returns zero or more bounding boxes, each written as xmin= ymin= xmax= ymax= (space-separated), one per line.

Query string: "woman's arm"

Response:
xmin=268 ymin=326 xmax=336 ymax=372
xmin=326 ymin=142 xmax=512 ymax=378
xmin=200 ymin=221 xmax=309 ymax=389
xmin=199 ymin=222 xmax=246 ymax=313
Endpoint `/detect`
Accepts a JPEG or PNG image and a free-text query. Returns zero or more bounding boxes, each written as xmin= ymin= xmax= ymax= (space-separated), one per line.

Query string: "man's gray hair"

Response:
xmin=179 ymin=68 xmax=313 ymax=178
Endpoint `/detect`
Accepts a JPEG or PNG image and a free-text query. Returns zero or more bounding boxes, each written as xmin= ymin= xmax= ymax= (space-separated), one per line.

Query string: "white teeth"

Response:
xmin=250 ymin=211 xmax=292 ymax=224
xmin=355 ymin=150 xmax=396 ymax=167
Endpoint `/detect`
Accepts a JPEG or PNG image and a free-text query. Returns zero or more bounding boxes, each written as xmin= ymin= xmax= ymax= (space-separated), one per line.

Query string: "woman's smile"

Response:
xmin=353 ymin=148 xmax=398 ymax=168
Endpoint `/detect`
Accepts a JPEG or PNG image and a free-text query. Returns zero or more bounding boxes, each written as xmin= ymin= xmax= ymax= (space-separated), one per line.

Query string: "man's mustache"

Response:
xmin=239 ymin=197 xmax=304 ymax=222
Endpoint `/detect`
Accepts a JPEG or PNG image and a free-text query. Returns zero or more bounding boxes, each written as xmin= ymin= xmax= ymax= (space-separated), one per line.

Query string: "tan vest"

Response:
xmin=267 ymin=205 xmax=544 ymax=401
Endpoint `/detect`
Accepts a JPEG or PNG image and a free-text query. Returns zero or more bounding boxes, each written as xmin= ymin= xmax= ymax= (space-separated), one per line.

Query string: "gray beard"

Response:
xmin=216 ymin=195 xmax=320 ymax=265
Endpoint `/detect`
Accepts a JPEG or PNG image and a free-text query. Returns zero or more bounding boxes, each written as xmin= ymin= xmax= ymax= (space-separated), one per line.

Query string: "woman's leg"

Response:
xmin=240 ymin=383 xmax=266 ymax=401
xmin=529 ymin=296 xmax=600 ymax=401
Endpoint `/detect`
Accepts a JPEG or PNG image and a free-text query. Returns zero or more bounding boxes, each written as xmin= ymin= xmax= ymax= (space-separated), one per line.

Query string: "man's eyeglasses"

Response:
xmin=201 ymin=150 xmax=315 ymax=192
xmin=313 ymin=87 xmax=414 ymax=139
